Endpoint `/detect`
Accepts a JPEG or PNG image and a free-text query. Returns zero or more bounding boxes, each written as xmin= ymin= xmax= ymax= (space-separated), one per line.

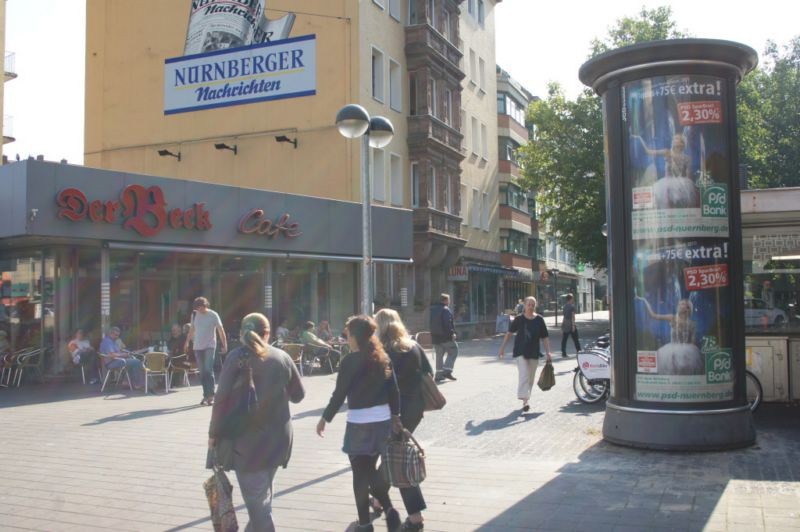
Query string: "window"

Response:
xmin=409 ymin=74 xmax=418 ymax=115
xmin=408 ymin=0 xmax=419 ymax=24
xmin=481 ymin=191 xmax=489 ymax=230
xmin=411 ymin=163 xmax=420 ymax=207
xmin=446 ymin=174 xmax=454 ymax=214
xmin=428 ymin=0 xmax=436 ymax=28
xmin=371 ymin=47 xmax=384 ymax=102
xmin=389 ymin=0 xmax=401 ymax=21
xmin=472 ymin=188 xmax=480 ymax=228
xmin=500 ymin=94 xmax=526 ymax=125
xmin=471 ymin=116 xmax=479 ymax=154
xmin=429 ymin=78 xmax=437 ymax=116
xmin=444 ymin=88 xmax=453 ymax=126
xmin=478 ymin=0 xmax=485 ymax=25
xmin=460 ymin=184 xmax=467 ymax=224
xmin=497 ymin=93 xmax=506 ymax=114
xmin=467 ymin=0 xmax=475 ymax=16
xmin=478 ymin=57 xmax=486 ymax=90
xmin=442 ymin=10 xmax=451 ymax=41
xmin=469 ymin=49 xmax=477 ymax=84
xmin=372 ymin=148 xmax=386 ymax=201
xmin=430 ymin=166 xmax=438 ymax=209
xmin=389 ymin=59 xmax=401 ymax=112
xmin=500 ymin=184 xmax=527 ymax=211
xmin=480 ymin=123 xmax=488 ymax=159
xmin=373 ymin=0 xmax=385 ymax=9
xmin=390 ymin=153 xmax=402 ymax=206
xmin=460 ymin=110 xmax=466 ymax=151
xmin=501 ymin=230 xmax=530 ymax=256
xmin=499 ymin=138 xmax=520 ymax=164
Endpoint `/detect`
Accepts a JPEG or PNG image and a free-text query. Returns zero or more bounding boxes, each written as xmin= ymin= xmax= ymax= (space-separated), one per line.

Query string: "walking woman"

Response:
xmin=375 ymin=308 xmax=430 ymax=531
xmin=316 ymin=315 xmax=403 ymax=532
xmin=208 ymin=313 xmax=305 ymax=531
xmin=497 ymin=296 xmax=552 ymax=412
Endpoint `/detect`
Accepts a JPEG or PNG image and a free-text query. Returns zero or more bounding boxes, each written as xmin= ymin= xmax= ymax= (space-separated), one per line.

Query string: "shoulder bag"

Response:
xmin=418 ymin=347 xmax=446 ymax=411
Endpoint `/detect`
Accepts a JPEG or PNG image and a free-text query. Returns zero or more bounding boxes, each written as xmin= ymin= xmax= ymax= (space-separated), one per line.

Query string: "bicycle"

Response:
xmin=745 ymin=369 xmax=762 ymax=412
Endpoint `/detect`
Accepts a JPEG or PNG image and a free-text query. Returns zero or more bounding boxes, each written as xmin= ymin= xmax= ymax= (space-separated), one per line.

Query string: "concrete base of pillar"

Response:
xmin=603 ymin=401 xmax=755 ymax=451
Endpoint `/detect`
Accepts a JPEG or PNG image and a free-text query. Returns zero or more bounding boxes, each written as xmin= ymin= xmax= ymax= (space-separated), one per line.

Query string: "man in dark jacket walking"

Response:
xmin=430 ymin=293 xmax=458 ymax=383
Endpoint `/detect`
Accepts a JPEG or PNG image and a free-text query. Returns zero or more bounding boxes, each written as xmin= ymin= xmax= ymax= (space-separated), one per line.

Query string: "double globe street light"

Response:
xmin=335 ymin=104 xmax=394 ymax=315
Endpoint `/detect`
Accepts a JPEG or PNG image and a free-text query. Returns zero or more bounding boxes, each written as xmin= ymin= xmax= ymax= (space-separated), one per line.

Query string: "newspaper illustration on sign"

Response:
xmin=184 ymin=0 xmax=296 ymax=55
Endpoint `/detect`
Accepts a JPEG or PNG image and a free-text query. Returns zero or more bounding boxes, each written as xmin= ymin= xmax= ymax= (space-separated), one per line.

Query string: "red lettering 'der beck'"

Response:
xmin=56 ymin=185 xmax=212 ymax=237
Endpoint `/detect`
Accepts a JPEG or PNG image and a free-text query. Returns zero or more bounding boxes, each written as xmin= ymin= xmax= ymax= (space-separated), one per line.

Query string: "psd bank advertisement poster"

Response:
xmin=623 ymin=74 xmax=735 ymax=403
xmin=164 ymin=0 xmax=316 ymax=114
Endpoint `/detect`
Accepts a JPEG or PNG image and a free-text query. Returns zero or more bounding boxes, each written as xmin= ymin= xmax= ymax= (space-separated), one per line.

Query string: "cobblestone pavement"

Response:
xmin=1 ymin=314 xmax=798 ymax=531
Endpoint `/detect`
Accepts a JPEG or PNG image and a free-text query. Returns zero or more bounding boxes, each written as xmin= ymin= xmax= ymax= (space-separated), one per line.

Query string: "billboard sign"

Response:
xmin=164 ymin=1 xmax=314 ymax=114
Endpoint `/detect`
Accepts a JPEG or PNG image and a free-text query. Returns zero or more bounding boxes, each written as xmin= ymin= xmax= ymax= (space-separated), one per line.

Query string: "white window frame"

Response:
xmin=471 ymin=116 xmax=479 ymax=155
xmin=467 ymin=0 xmax=475 ymax=16
xmin=480 ymin=122 xmax=488 ymax=159
xmin=428 ymin=0 xmax=436 ymax=28
xmin=478 ymin=57 xmax=486 ymax=90
xmin=472 ymin=188 xmax=480 ymax=228
xmin=411 ymin=162 xmax=420 ymax=207
xmin=390 ymin=153 xmax=403 ymax=206
xmin=372 ymin=148 xmax=386 ymax=201
xmin=469 ymin=49 xmax=477 ymax=85
xmin=444 ymin=88 xmax=453 ymax=126
xmin=389 ymin=59 xmax=402 ymax=112
xmin=481 ymin=191 xmax=489 ymax=230
xmin=478 ymin=0 xmax=485 ymax=25
xmin=389 ymin=0 xmax=402 ymax=21
xmin=373 ymin=0 xmax=385 ymax=9
xmin=371 ymin=47 xmax=385 ymax=103
xmin=446 ymin=174 xmax=454 ymax=214
xmin=442 ymin=10 xmax=451 ymax=41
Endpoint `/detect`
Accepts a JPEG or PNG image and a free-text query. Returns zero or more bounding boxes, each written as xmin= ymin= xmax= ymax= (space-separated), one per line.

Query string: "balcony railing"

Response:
xmin=405 ymin=24 xmax=463 ymax=75
xmin=413 ymin=207 xmax=463 ymax=240
xmin=408 ymin=115 xmax=463 ymax=157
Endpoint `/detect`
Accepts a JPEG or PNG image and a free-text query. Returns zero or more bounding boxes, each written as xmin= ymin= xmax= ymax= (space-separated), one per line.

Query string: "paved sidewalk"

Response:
xmin=1 ymin=325 xmax=798 ymax=531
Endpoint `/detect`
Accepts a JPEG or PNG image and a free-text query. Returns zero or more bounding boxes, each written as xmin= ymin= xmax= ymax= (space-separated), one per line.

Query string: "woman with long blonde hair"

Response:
xmin=208 ymin=312 xmax=305 ymax=531
xmin=317 ymin=315 xmax=402 ymax=532
xmin=374 ymin=308 xmax=431 ymax=531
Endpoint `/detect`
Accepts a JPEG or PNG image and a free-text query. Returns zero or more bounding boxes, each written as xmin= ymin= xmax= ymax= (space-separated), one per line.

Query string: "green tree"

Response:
xmin=519 ymin=7 xmax=687 ymax=269
xmin=737 ymin=37 xmax=800 ymax=188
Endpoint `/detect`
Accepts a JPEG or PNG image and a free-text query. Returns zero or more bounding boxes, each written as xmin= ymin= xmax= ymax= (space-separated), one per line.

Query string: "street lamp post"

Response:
xmin=549 ymin=268 xmax=560 ymax=327
xmin=336 ymin=104 xmax=394 ymax=315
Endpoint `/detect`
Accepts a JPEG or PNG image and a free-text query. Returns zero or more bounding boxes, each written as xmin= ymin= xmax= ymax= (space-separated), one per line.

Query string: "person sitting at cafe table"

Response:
xmin=167 ymin=323 xmax=192 ymax=370
xmin=99 ymin=326 xmax=145 ymax=390
xmin=68 ymin=328 xmax=101 ymax=384
xmin=301 ymin=321 xmax=341 ymax=369
xmin=317 ymin=320 xmax=334 ymax=342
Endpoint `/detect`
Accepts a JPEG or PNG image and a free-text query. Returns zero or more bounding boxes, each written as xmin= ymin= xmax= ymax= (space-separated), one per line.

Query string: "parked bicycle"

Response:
xmin=573 ymin=333 xmax=611 ymax=404
xmin=745 ymin=369 xmax=762 ymax=412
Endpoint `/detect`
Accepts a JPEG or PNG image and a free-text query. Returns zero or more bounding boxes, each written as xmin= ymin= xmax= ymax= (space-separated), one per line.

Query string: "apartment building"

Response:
xmin=1 ymin=0 xmax=15 ymax=160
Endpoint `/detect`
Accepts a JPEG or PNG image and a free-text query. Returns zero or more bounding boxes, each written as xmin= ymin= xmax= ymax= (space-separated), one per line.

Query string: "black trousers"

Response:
xmin=561 ymin=328 xmax=581 ymax=355
xmin=350 ymin=454 xmax=393 ymax=525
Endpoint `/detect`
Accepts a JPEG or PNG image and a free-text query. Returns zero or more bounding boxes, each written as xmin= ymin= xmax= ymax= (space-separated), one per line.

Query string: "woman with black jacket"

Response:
xmin=317 ymin=315 xmax=403 ymax=532
xmin=375 ymin=308 xmax=430 ymax=531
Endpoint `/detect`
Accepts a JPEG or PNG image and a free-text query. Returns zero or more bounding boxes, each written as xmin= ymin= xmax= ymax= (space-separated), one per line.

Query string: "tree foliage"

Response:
xmin=518 ymin=7 xmax=687 ymax=269
xmin=737 ymin=37 xmax=800 ymax=188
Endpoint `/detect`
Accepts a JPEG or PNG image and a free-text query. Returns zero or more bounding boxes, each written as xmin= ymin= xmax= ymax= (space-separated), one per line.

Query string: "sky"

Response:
xmin=3 ymin=0 xmax=799 ymax=165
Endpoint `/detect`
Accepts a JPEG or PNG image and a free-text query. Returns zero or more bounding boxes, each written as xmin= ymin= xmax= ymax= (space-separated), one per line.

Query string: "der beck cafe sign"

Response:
xmin=55 ymin=185 xmax=301 ymax=240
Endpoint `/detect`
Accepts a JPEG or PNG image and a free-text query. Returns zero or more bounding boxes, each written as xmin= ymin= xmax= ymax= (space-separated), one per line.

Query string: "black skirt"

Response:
xmin=342 ymin=419 xmax=391 ymax=455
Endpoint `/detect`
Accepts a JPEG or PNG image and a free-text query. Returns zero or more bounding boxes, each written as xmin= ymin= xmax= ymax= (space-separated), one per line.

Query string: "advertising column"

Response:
xmin=580 ymin=40 xmax=758 ymax=450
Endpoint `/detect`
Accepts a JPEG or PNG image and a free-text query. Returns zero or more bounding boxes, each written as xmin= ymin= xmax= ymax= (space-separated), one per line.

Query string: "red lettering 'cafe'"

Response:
xmin=0 ymin=160 xmax=412 ymax=377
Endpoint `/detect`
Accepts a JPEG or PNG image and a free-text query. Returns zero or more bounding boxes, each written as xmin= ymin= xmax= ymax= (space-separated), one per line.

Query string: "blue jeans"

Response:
xmin=195 ymin=348 xmax=216 ymax=398
xmin=434 ymin=340 xmax=458 ymax=377
xmin=106 ymin=357 xmax=144 ymax=388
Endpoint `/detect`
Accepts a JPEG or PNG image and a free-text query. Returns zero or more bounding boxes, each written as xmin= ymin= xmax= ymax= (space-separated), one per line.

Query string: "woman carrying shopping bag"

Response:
xmin=207 ymin=312 xmax=305 ymax=531
xmin=374 ymin=308 xmax=429 ymax=531
xmin=497 ymin=297 xmax=552 ymax=412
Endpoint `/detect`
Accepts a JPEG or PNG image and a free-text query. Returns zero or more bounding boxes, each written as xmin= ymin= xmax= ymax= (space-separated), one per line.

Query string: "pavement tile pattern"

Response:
xmin=1 ymin=314 xmax=798 ymax=531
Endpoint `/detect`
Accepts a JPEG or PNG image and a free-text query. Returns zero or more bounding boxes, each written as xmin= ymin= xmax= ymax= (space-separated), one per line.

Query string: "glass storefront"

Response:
xmin=743 ymin=231 xmax=800 ymax=334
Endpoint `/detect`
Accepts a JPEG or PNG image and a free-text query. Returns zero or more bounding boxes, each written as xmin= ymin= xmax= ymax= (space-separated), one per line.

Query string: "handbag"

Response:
xmin=420 ymin=373 xmax=446 ymax=411
xmin=537 ymin=360 xmax=556 ymax=391
xmin=217 ymin=350 xmax=258 ymax=440
xmin=418 ymin=347 xmax=446 ymax=411
xmin=382 ymin=428 xmax=427 ymax=488
xmin=203 ymin=450 xmax=239 ymax=532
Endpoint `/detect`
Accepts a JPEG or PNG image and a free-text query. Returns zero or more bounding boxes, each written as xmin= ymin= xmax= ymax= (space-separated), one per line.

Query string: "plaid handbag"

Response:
xmin=382 ymin=429 xmax=427 ymax=488
xmin=203 ymin=450 xmax=239 ymax=532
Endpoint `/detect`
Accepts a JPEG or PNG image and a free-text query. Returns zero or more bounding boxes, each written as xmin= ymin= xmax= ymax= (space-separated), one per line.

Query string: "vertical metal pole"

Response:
xmin=100 ymin=247 xmax=110 ymax=335
xmin=590 ymin=278 xmax=594 ymax=321
xmin=553 ymin=271 xmax=558 ymax=327
xmin=361 ymin=134 xmax=373 ymax=315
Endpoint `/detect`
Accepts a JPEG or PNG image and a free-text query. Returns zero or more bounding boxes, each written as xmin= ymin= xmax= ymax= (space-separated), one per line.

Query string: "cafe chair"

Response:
xmin=99 ymin=353 xmax=133 ymax=392
xmin=303 ymin=344 xmax=335 ymax=375
xmin=168 ymin=353 xmax=198 ymax=388
xmin=1 ymin=349 xmax=20 ymax=387
xmin=413 ymin=331 xmax=433 ymax=349
xmin=281 ymin=343 xmax=305 ymax=377
xmin=143 ymin=352 xmax=170 ymax=394
xmin=12 ymin=347 xmax=46 ymax=387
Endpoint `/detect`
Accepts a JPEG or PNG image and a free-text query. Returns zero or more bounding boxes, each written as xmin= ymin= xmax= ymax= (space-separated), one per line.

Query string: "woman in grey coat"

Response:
xmin=208 ymin=312 xmax=305 ymax=531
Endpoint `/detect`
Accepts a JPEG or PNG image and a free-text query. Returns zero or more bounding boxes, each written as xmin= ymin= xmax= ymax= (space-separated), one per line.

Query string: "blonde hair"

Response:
xmin=374 ymin=308 xmax=414 ymax=353
xmin=240 ymin=313 xmax=270 ymax=359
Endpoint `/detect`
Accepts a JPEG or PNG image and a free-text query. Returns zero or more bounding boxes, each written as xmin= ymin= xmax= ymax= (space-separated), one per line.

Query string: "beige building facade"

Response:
xmin=84 ymin=0 xmax=503 ymax=335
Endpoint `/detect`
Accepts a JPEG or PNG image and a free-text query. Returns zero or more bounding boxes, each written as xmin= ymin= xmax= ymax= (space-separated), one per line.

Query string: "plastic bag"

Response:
xmin=537 ymin=360 xmax=555 ymax=391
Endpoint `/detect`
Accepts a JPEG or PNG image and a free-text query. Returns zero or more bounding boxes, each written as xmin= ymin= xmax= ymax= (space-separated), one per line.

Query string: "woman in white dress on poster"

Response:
xmin=637 ymin=296 xmax=704 ymax=375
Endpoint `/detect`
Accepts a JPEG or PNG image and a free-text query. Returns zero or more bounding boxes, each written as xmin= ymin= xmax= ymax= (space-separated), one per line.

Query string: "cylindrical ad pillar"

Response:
xmin=580 ymin=40 xmax=758 ymax=450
